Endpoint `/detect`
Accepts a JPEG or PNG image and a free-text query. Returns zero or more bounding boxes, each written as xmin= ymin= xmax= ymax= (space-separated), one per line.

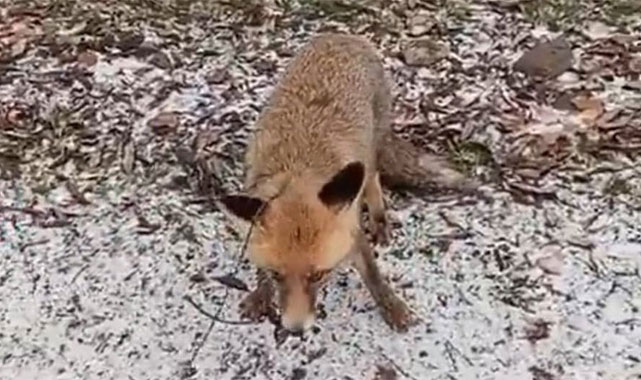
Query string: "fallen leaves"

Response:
xmin=0 ymin=205 xmax=76 ymax=228
xmin=535 ymin=249 xmax=565 ymax=276
xmin=529 ymin=366 xmax=556 ymax=380
xmin=0 ymin=103 xmax=29 ymax=129
xmin=499 ymin=89 xmax=613 ymax=178
xmin=119 ymin=133 xmax=136 ymax=175
xmin=0 ymin=13 xmax=42 ymax=62
xmin=571 ymin=92 xmax=605 ymax=126
xmin=373 ymin=365 xmax=398 ymax=380
xmin=523 ymin=318 xmax=552 ymax=345
xmin=212 ymin=274 xmax=249 ymax=292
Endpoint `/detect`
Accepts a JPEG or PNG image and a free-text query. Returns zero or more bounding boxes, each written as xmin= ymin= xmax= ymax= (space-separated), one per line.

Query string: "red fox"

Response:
xmin=219 ymin=33 xmax=469 ymax=333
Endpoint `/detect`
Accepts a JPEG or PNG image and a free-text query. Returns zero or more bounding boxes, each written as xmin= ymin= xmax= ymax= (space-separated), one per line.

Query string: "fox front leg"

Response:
xmin=350 ymin=232 xmax=417 ymax=332
xmin=239 ymin=268 xmax=277 ymax=322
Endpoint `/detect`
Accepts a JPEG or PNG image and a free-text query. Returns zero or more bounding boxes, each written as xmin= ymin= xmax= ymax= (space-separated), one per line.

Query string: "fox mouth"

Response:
xmin=281 ymin=313 xmax=315 ymax=333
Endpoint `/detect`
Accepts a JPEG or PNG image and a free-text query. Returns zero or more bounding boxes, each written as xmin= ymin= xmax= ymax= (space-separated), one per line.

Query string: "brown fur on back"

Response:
xmin=243 ymin=33 xmax=388 ymax=199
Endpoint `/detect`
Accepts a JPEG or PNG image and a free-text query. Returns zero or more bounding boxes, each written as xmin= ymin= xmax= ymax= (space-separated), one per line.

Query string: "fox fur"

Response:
xmin=219 ymin=33 xmax=468 ymax=333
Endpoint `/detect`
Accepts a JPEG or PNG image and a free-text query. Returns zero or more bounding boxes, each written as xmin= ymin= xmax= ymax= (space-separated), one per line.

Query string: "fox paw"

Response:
xmin=369 ymin=212 xmax=391 ymax=246
xmin=379 ymin=293 xmax=418 ymax=333
xmin=239 ymin=290 xmax=276 ymax=322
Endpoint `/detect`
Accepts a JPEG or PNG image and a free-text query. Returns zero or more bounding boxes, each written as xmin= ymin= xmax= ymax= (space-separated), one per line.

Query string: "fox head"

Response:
xmin=220 ymin=162 xmax=366 ymax=332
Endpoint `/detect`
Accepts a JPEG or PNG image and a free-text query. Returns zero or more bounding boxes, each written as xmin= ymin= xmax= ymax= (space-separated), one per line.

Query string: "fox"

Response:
xmin=218 ymin=33 xmax=472 ymax=333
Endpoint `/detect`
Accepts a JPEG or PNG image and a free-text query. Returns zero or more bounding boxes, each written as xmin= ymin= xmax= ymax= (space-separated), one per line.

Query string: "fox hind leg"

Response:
xmin=364 ymin=171 xmax=390 ymax=246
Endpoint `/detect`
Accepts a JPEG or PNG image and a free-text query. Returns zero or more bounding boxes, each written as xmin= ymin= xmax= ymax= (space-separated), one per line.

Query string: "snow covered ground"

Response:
xmin=1 ymin=1 xmax=640 ymax=379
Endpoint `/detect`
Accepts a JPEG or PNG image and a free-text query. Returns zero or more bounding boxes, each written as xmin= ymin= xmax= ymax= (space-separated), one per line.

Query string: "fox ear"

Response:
xmin=219 ymin=195 xmax=267 ymax=222
xmin=318 ymin=161 xmax=365 ymax=210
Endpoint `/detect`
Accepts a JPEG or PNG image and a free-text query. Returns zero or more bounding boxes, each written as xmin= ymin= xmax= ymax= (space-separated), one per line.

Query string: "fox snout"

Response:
xmin=281 ymin=310 xmax=315 ymax=333
xmin=277 ymin=276 xmax=320 ymax=333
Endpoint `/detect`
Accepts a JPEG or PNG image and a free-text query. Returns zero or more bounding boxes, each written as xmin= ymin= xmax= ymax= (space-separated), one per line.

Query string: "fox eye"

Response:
xmin=308 ymin=270 xmax=329 ymax=283
xmin=269 ymin=270 xmax=284 ymax=283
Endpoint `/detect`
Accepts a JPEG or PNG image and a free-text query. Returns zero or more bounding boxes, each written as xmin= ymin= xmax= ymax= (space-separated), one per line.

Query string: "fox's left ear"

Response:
xmin=318 ymin=161 xmax=365 ymax=210
xmin=219 ymin=195 xmax=267 ymax=223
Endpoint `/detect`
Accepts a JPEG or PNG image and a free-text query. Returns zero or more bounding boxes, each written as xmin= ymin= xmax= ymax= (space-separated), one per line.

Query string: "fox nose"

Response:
xmin=286 ymin=324 xmax=305 ymax=336
xmin=282 ymin=314 xmax=315 ymax=333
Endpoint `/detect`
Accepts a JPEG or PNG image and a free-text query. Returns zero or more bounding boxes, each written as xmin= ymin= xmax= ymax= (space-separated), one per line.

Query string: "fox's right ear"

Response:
xmin=318 ymin=161 xmax=365 ymax=210
xmin=219 ymin=195 xmax=267 ymax=223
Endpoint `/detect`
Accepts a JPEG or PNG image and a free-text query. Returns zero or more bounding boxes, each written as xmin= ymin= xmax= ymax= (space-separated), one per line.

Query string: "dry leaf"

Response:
xmin=120 ymin=137 xmax=135 ymax=174
xmin=212 ymin=274 xmax=249 ymax=292
xmin=524 ymin=318 xmax=552 ymax=344
xmin=535 ymin=249 xmax=564 ymax=275
xmin=407 ymin=12 xmax=434 ymax=37
xmin=10 ymin=37 xmax=26 ymax=58
xmin=583 ymin=21 xmax=615 ymax=40
xmin=193 ymin=130 xmax=220 ymax=160
xmin=373 ymin=365 xmax=398 ymax=380
xmin=572 ymin=93 xmax=604 ymax=125
xmin=4 ymin=107 xmax=26 ymax=126
xmin=628 ymin=55 xmax=641 ymax=74
xmin=402 ymin=38 xmax=449 ymax=67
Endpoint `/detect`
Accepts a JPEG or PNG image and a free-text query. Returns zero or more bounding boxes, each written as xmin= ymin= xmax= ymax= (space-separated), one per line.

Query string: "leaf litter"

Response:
xmin=1 ymin=1 xmax=640 ymax=380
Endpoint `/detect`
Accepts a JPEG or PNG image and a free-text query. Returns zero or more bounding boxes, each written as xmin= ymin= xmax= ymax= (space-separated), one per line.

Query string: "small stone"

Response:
xmin=118 ymin=32 xmax=144 ymax=52
xmin=552 ymin=92 xmax=577 ymax=111
xmin=206 ymin=68 xmax=230 ymax=85
xmin=407 ymin=12 xmax=434 ymax=37
xmin=583 ymin=21 xmax=614 ymax=40
xmin=629 ymin=55 xmax=641 ymax=74
xmin=535 ymin=250 xmax=564 ymax=275
xmin=149 ymin=51 xmax=172 ymax=70
xmin=291 ymin=368 xmax=307 ymax=380
xmin=402 ymin=38 xmax=449 ymax=67
xmin=148 ymin=112 xmax=180 ymax=134
xmin=513 ymin=36 xmax=573 ymax=79
xmin=623 ymin=81 xmax=641 ymax=92
xmin=77 ymin=50 xmax=98 ymax=67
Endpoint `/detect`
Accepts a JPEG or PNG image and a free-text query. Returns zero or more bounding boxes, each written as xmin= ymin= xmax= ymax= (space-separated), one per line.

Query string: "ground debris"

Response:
xmin=0 ymin=1 xmax=640 ymax=379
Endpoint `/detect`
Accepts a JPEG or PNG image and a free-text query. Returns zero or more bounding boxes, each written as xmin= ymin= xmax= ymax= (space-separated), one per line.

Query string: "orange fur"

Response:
xmin=220 ymin=33 xmax=416 ymax=332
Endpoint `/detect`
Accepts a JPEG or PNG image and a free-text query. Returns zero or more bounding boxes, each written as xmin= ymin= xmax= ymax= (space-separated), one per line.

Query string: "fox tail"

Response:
xmin=377 ymin=131 xmax=480 ymax=195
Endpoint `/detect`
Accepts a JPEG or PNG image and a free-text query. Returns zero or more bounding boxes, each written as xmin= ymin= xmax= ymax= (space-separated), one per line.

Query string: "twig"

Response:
xmin=443 ymin=339 xmax=473 ymax=371
xmin=353 ymin=344 xmax=419 ymax=380
xmin=190 ymin=320 xmax=215 ymax=364
xmin=0 ymin=206 xmax=45 ymax=217
xmin=378 ymin=348 xmax=420 ymax=380
xmin=443 ymin=339 xmax=458 ymax=372
xmin=437 ymin=211 xmax=467 ymax=231
xmin=71 ymin=264 xmax=89 ymax=284
xmin=187 ymin=198 xmax=266 ymax=364
xmin=19 ymin=238 xmax=49 ymax=252
xmin=426 ymin=232 xmax=472 ymax=240
xmin=183 ymin=295 xmax=251 ymax=326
